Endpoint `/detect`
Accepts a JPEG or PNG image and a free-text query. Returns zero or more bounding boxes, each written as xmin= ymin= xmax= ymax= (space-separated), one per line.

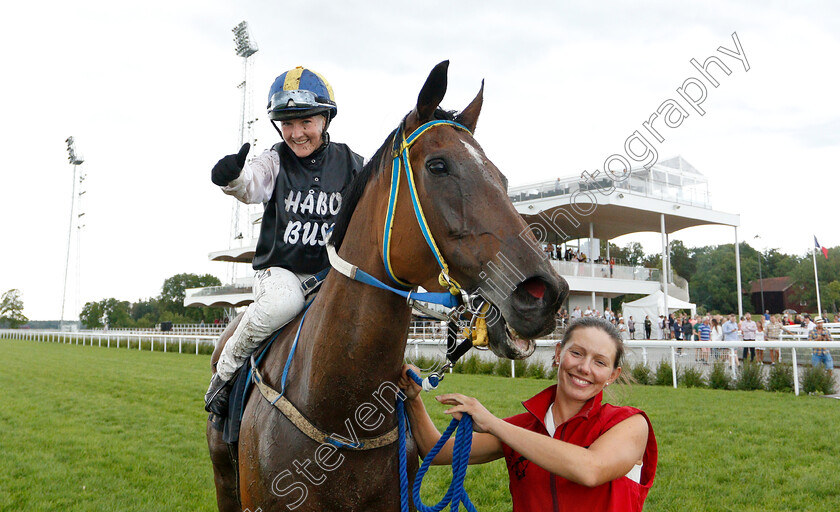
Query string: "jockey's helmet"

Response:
xmin=267 ymin=66 xmax=337 ymax=122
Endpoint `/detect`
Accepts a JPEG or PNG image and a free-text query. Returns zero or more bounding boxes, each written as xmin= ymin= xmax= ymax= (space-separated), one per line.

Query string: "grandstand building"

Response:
xmin=186 ymin=156 xmax=745 ymax=318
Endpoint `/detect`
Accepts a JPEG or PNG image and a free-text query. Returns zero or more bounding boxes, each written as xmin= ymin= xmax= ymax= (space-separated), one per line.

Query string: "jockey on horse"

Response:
xmin=205 ymin=66 xmax=364 ymax=414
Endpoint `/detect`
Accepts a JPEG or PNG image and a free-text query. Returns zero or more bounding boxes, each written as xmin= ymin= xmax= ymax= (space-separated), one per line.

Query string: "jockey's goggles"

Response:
xmin=268 ymin=89 xmax=333 ymax=113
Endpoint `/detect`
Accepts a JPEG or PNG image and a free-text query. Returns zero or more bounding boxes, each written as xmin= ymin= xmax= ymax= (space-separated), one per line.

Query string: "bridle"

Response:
xmin=326 ymin=117 xmax=494 ymax=366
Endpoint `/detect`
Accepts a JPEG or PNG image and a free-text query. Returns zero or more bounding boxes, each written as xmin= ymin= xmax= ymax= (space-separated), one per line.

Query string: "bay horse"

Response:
xmin=207 ymin=60 xmax=569 ymax=511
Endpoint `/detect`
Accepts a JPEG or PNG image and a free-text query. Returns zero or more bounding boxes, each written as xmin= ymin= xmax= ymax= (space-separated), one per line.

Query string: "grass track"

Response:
xmin=1 ymin=338 xmax=839 ymax=511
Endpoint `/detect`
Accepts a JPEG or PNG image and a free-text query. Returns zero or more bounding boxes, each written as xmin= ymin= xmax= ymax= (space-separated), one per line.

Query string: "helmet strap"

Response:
xmin=271 ymin=120 xmax=283 ymax=139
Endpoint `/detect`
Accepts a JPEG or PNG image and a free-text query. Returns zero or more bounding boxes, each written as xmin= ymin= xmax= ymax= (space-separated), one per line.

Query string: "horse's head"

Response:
xmin=381 ymin=61 xmax=569 ymax=359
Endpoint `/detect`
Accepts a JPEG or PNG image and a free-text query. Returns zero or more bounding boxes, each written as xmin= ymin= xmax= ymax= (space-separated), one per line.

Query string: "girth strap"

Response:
xmin=251 ymin=363 xmax=399 ymax=451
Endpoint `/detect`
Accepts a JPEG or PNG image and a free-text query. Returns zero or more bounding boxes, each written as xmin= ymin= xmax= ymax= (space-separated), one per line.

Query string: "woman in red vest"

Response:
xmin=400 ymin=316 xmax=657 ymax=512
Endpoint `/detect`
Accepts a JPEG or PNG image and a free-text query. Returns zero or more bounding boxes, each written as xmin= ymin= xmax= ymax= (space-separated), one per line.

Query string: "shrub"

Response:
xmin=800 ymin=364 xmax=836 ymax=395
xmin=492 ymin=358 xmax=510 ymax=377
xmin=630 ymin=363 xmax=652 ymax=385
xmin=406 ymin=355 xmax=446 ymax=373
xmin=708 ymin=362 xmax=731 ymax=390
xmin=513 ymin=358 xmax=528 ymax=378
xmin=524 ymin=360 xmax=549 ymax=380
xmin=735 ymin=361 xmax=765 ymax=391
xmin=766 ymin=363 xmax=794 ymax=393
xmin=457 ymin=354 xmax=479 ymax=374
xmin=477 ymin=357 xmax=496 ymax=375
xmin=653 ymin=359 xmax=674 ymax=386
xmin=680 ymin=366 xmax=707 ymax=388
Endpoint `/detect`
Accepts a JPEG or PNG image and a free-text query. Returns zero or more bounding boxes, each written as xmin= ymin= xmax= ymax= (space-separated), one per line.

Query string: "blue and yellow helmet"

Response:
xmin=267 ymin=66 xmax=337 ymax=121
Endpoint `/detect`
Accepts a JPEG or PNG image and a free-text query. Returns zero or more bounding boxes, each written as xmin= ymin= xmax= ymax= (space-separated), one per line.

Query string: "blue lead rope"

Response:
xmin=398 ymin=369 xmax=478 ymax=512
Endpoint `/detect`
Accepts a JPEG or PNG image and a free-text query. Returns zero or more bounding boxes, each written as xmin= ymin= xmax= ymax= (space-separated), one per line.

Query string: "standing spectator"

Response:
xmin=609 ymin=257 xmax=615 ymax=278
xmin=741 ymin=313 xmax=757 ymax=362
xmin=571 ymin=306 xmax=582 ymax=320
xmin=804 ymin=313 xmax=815 ymax=331
xmin=617 ymin=318 xmax=628 ymax=339
xmin=584 ymin=306 xmax=593 ymax=318
xmin=722 ymin=314 xmax=739 ymax=341
xmin=809 ymin=317 xmax=834 ymax=370
xmin=764 ymin=310 xmax=771 ymax=323
xmin=644 ymin=316 xmax=652 ymax=340
xmin=765 ymin=315 xmax=782 ymax=364
xmin=754 ymin=321 xmax=766 ymax=364
xmin=722 ymin=314 xmax=740 ymax=365
xmin=681 ymin=317 xmax=692 ymax=358
xmin=681 ymin=316 xmax=693 ymax=341
xmin=710 ymin=317 xmax=724 ymax=361
xmin=692 ymin=316 xmax=701 ymax=343
xmin=628 ymin=316 xmax=636 ymax=340
xmin=698 ymin=318 xmax=711 ymax=364
xmin=666 ymin=314 xmax=676 ymax=341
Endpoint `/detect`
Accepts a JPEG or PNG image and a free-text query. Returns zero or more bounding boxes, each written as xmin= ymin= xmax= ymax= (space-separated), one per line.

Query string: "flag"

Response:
xmin=814 ymin=236 xmax=829 ymax=259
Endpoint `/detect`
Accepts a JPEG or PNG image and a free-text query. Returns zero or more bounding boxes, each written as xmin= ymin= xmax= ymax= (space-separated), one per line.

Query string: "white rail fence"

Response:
xmin=1 ymin=329 xmax=217 ymax=355
xmin=2 ymin=329 xmax=836 ymax=396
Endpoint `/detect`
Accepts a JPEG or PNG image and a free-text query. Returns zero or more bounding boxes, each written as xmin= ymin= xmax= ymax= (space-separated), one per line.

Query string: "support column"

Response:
xmin=735 ymin=227 xmax=743 ymax=318
xmin=661 ymin=214 xmax=669 ymax=318
xmin=606 ymin=241 xmax=612 ymax=311
xmin=590 ymin=222 xmax=596 ymax=314
xmin=589 ymin=222 xmax=595 ymax=278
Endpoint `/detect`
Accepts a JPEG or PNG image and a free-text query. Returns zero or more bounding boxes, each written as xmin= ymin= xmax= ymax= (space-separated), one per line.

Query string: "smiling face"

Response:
xmin=555 ymin=326 xmax=621 ymax=403
xmin=280 ymin=115 xmax=326 ymax=158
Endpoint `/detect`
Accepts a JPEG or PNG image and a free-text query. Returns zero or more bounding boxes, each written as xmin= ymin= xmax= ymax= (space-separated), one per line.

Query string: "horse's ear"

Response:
xmin=456 ymin=80 xmax=484 ymax=132
xmin=416 ymin=60 xmax=449 ymax=122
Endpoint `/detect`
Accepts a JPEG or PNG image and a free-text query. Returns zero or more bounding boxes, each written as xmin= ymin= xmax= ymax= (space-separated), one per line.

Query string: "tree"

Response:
xmin=102 ymin=298 xmax=132 ymax=327
xmin=160 ymin=273 xmax=223 ymax=322
xmin=606 ymin=241 xmax=646 ymax=267
xmin=80 ymin=301 xmax=104 ymax=328
xmin=668 ymin=240 xmax=696 ymax=283
xmin=0 ymin=289 xmax=28 ymax=328
xmin=788 ymin=247 xmax=840 ymax=313
xmin=823 ymin=281 xmax=840 ymax=316
xmin=80 ymin=298 xmax=132 ymax=328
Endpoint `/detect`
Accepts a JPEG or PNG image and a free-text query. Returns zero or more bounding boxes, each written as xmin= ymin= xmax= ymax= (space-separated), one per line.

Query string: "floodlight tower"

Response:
xmin=61 ymin=137 xmax=84 ymax=331
xmin=229 ymin=21 xmax=259 ymax=284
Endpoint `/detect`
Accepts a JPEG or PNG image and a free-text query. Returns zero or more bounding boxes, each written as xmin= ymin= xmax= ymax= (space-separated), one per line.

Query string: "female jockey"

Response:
xmin=205 ymin=66 xmax=363 ymax=414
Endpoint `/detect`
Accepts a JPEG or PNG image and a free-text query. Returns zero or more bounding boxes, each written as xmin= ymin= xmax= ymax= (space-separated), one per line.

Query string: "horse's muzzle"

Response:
xmin=483 ymin=273 xmax=568 ymax=359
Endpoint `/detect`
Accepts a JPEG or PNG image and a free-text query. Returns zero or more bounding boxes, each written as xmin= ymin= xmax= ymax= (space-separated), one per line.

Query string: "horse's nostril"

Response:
xmin=522 ymin=278 xmax=546 ymax=299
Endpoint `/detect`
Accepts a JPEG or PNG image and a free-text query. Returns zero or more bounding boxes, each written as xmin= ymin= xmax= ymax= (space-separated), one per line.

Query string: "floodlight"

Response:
xmin=233 ymin=21 xmax=258 ymax=58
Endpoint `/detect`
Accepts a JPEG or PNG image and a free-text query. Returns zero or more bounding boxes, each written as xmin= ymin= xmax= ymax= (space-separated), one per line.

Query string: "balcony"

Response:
xmin=551 ymin=259 xmax=690 ymax=302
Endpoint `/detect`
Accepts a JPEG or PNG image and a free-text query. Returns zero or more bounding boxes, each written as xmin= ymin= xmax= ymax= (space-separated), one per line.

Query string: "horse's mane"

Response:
xmin=330 ymin=109 xmax=458 ymax=250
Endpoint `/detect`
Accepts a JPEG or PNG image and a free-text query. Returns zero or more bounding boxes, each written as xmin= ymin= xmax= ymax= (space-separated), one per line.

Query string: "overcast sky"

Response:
xmin=2 ymin=0 xmax=838 ymax=320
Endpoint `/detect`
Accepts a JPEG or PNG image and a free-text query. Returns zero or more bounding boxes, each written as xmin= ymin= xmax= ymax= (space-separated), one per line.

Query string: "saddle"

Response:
xmin=209 ymin=269 xmax=329 ymax=444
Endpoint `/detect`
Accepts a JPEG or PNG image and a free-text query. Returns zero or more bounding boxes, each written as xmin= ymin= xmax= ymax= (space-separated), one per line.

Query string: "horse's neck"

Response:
xmin=277 ymin=218 xmax=414 ymax=426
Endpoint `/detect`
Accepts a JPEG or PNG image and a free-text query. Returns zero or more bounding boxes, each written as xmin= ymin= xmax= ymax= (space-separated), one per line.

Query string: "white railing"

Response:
xmin=3 ymin=329 xmax=835 ymax=396
xmin=2 ymin=329 xmax=217 ymax=355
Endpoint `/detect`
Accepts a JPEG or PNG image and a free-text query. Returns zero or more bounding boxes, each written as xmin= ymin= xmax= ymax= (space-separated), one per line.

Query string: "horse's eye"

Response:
xmin=426 ymin=159 xmax=448 ymax=176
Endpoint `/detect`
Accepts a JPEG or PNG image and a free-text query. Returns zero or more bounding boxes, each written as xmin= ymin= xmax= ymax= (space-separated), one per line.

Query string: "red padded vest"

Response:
xmin=502 ymin=386 xmax=657 ymax=512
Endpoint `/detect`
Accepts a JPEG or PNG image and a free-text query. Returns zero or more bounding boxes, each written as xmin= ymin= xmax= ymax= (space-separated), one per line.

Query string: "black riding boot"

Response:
xmin=205 ymin=373 xmax=231 ymax=415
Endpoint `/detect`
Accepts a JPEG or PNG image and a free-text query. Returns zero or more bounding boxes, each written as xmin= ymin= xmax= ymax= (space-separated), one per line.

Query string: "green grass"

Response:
xmin=2 ymin=338 xmax=840 ymax=511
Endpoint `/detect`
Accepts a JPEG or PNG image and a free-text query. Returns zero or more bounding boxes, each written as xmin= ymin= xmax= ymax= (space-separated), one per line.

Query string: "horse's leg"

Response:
xmin=207 ymin=418 xmax=241 ymax=512
xmin=211 ymin=312 xmax=245 ymax=373
xmin=206 ymin=312 xmax=245 ymax=511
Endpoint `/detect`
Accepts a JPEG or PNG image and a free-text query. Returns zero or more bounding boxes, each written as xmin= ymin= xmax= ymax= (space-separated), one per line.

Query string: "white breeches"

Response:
xmin=216 ymin=267 xmax=308 ymax=381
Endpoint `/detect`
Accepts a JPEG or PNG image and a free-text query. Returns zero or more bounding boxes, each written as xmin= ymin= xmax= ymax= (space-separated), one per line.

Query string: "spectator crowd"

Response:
xmin=556 ymin=307 xmax=835 ymax=369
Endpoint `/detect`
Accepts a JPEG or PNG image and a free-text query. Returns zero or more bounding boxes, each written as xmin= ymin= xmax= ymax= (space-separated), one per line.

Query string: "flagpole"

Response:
xmin=812 ymin=246 xmax=823 ymax=318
